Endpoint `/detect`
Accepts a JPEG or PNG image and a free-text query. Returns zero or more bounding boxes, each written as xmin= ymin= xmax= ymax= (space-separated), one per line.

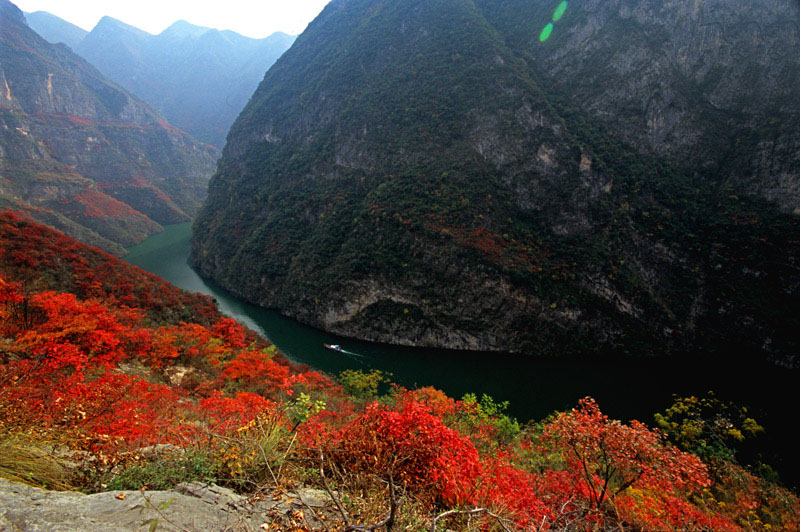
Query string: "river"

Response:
xmin=126 ymin=223 xmax=797 ymax=486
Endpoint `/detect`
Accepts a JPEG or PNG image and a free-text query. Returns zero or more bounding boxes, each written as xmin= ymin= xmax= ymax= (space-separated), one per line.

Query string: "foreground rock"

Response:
xmin=0 ymin=478 xmax=337 ymax=531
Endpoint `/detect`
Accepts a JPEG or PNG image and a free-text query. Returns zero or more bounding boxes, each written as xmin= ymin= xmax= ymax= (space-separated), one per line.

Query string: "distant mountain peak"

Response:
xmin=93 ymin=15 xmax=151 ymax=36
xmin=75 ymin=15 xmax=296 ymax=147
xmin=160 ymin=19 xmax=210 ymax=38
xmin=267 ymin=31 xmax=293 ymax=39
xmin=24 ymin=10 xmax=88 ymax=50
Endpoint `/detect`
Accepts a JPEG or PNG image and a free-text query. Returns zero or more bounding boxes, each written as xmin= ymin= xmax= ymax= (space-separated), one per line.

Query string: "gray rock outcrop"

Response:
xmin=0 ymin=478 xmax=335 ymax=531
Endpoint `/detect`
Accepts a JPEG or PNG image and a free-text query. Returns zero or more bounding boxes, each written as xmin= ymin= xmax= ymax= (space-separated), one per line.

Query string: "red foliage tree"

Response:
xmin=540 ymin=397 xmax=710 ymax=509
xmin=536 ymin=397 xmax=726 ymax=530
xmin=304 ymin=397 xmax=482 ymax=505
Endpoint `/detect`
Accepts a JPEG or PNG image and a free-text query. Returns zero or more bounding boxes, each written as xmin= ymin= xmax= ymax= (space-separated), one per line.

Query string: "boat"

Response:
xmin=323 ymin=343 xmax=345 ymax=353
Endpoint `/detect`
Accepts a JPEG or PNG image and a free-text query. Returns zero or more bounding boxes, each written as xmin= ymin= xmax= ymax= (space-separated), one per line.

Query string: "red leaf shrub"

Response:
xmin=303 ymin=398 xmax=482 ymax=505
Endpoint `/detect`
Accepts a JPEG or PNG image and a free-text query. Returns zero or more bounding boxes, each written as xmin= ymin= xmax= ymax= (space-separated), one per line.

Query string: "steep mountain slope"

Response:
xmin=24 ymin=10 xmax=87 ymax=50
xmin=192 ymin=0 xmax=800 ymax=363
xmin=0 ymin=0 xmax=217 ymax=254
xmin=74 ymin=17 xmax=296 ymax=147
xmin=477 ymin=0 xmax=800 ymax=213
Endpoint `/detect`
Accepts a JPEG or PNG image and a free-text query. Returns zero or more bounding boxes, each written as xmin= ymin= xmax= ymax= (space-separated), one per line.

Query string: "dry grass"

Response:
xmin=0 ymin=432 xmax=75 ymax=491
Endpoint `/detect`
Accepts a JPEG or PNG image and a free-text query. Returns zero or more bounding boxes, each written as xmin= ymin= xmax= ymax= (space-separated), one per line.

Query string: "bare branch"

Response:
xmin=319 ymin=450 xmax=351 ymax=526
xmin=275 ymin=431 xmax=297 ymax=483
xmin=429 ymin=507 xmax=513 ymax=532
xmin=344 ymin=473 xmax=403 ymax=532
xmin=138 ymin=487 xmax=193 ymax=532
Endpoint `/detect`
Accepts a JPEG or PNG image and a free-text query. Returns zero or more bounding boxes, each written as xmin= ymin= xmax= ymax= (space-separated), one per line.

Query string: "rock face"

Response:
xmin=0 ymin=478 xmax=335 ymax=531
xmin=192 ymin=0 xmax=800 ymax=363
xmin=0 ymin=0 xmax=218 ymax=254
xmin=70 ymin=16 xmax=296 ymax=148
xmin=479 ymin=0 xmax=800 ymax=214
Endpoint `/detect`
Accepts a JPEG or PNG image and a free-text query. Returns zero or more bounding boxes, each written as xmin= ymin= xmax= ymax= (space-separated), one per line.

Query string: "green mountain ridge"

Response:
xmin=192 ymin=0 xmax=799 ymax=364
xmin=1 ymin=0 xmax=218 ymax=254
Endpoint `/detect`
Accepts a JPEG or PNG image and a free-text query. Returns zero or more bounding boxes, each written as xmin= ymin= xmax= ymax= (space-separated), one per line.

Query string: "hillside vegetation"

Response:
xmin=1 ymin=211 xmax=798 ymax=530
xmin=0 ymin=0 xmax=217 ymax=255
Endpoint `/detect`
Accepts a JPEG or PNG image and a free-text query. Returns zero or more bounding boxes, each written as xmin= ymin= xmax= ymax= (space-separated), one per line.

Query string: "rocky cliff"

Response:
xmin=0 ymin=0 xmax=218 ymax=254
xmin=192 ymin=0 xmax=800 ymax=364
xmin=478 ymin=0 xmax=800 ymax=213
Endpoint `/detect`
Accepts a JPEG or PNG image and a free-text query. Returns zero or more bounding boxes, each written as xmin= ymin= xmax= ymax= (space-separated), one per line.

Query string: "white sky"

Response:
xmin=13 ymin=0 xmax=332 ymax=38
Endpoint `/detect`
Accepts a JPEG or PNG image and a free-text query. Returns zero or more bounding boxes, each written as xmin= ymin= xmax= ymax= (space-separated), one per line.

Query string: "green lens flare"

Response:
xmin=540 ymin=22 xmax=554 ymax=42
xmin=553 ymin=1 xmax=568 ymax=22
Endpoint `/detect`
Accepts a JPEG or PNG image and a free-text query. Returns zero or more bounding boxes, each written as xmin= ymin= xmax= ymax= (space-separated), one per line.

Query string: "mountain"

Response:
xmin=24 ymin=10 xmax=87 ymax=50
xmin=0 ymin=0 xmax=218 ymax=255
xmin=477 ymin=0 xmax=800 ymax=214
xmin=73 ymin=17 xmax=296 ymax=147
xmin=191 ymin=0 xmax=800 ymax=364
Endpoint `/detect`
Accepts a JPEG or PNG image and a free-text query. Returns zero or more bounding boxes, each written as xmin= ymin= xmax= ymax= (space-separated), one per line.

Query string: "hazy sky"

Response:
xmin=13 ymin=0 xmax=331 ymax=38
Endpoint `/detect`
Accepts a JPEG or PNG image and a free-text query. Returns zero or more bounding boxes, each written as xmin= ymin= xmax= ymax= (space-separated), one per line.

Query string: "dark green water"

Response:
xmin=126 ymin=223 xmax=797 ymax=485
